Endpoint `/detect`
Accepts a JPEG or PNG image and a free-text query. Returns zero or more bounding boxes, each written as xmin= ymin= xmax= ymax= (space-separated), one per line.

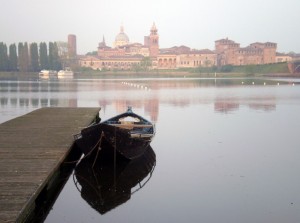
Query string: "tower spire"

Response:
xmin=151 ymin=22 xmax=157 ymax=35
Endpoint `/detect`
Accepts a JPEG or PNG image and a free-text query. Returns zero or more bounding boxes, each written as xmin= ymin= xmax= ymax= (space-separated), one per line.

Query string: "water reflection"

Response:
xmin=214 ymin=98 xmax=276 ymax=113
xmin=0 ymin=80 xmax=77 ymax=108
xmin=4 ymin=77 xmax=297 ymax=223
xmin=0 ymin=78 xmax=299 ymax=124
xmin=74 ymin=146 xmax=156 ymax=215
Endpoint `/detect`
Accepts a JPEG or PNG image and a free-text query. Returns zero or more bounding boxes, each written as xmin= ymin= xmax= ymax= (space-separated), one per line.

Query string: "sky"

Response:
xmin=1 ymin=0 xmax=300 ymax=54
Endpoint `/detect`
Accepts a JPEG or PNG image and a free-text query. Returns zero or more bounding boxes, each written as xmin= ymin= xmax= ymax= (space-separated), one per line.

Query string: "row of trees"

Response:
xmin=0 ymin=42 xmax=62 ymax=72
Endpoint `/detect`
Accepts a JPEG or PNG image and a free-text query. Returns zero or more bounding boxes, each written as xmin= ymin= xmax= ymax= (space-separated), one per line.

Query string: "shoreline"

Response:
xmin=0 ymin=71 xmax=300 ymax=80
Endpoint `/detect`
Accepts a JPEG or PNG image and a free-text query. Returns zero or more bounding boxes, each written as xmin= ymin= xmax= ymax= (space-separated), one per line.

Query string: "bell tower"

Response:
xmin=149 ymin=23 xmax=159 ymax=57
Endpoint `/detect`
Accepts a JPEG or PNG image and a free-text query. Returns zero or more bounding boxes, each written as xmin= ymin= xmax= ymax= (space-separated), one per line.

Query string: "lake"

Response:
xmin=1 ymin=77 xmax=300 ymax=223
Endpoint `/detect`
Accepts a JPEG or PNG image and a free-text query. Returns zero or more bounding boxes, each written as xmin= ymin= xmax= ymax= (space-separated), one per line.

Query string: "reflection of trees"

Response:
xmin=0 ymin=98 xmax=8 ymax=106
xmin=31 ymin=99 xmax=39 ymax=107
xmin=0 ymin=80 xmax=78 ymax=108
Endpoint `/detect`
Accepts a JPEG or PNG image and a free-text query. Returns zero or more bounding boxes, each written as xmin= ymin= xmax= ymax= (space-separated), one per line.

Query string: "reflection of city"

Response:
xmin=1 ymin=79 xmax=293 ymax=123
xmin=248 ymin=103 xmax=276 ymax=111
xmin=99 ymin=99 xmax=159 ymax=122
xmin=214 ymin=97 xmax=276 ymax=113
xmin=92 ymin=80 xmax=280 ymax=117
xmin=215 ymin=101 xmax=240 ymax=113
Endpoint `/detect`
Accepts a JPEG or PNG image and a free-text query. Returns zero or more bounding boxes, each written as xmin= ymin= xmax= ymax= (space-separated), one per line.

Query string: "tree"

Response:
xmin=18 ymin=42 xmax=30 ymax=72
xmin=204 ymin=59 xmax=211 ymax=67
xmin=140 ymin=57 xmax=152 ymax=71
xmin=8 ymin=44 xmax=18 ymax=71
xmin=18 ymin=42 xmax=23 ymax=71
xmin=48 ymin=42 xmax=62 ymax=70
xmin=132 ymin=62 xmax=142 ymax=72
xmin=30 ymin=43 xmax=39 ymax=72
xmin=48 ymin=42 xmax=55 ymax=69
xmin=39 ymin=42 xmax=48 ymax=69
xmin=23 ymin=42 xmax=30 ymax=72
xmin=220 ymin=65 xmax=233 ymax=72
xmin=245 ymin=64 xmax=256 ymax=76
xmin=86 ymin=51 xmax=97 ymax=56
xmin=54 ymin=42 xmax=62 ymax=70
xmin=0 ymin=42 xmax=9 ymax=71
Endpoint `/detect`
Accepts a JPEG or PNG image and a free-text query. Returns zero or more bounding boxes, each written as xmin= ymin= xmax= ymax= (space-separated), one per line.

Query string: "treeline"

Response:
xmin=0 ymin=42 xmax=62 ymax=72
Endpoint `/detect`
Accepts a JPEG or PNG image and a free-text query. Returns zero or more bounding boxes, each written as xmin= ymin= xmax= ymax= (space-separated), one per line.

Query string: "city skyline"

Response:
xmin=1 ymin=0 xmax=300 ymax=54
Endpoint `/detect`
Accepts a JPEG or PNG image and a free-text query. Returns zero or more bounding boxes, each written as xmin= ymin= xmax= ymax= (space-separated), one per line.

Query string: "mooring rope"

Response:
xmin=64 ymin=132 xmax=105 ymax=165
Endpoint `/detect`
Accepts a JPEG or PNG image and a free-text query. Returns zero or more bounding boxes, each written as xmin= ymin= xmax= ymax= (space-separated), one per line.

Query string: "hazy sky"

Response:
xmin=1 ymin=0 xmax=299 ymax=54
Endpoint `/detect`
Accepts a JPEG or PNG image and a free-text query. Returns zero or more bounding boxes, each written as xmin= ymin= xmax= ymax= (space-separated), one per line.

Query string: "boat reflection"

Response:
xmin=73 ymin=145 xmax=156 ymax=215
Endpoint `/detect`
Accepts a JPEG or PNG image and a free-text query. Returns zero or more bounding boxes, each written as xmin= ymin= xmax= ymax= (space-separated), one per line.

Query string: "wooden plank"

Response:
xmin=0 ymin=107 xmax=100 ymax=223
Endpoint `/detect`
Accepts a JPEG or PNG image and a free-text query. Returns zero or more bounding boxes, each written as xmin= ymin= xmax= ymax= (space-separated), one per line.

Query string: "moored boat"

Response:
xmin=38 ymin=70 xmax=57 ymax=79
xmin=74 ymin=107 xmax=155 ymax=160
xmin=57 ymin=67 xmax=74 ymax=79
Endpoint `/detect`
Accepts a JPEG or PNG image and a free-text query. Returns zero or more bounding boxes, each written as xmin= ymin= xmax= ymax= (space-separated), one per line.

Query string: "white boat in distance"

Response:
xmin=39 ymin=70 xmax=57 ymax=79
xmin=57 ymin=67 xmax=74 ymax=79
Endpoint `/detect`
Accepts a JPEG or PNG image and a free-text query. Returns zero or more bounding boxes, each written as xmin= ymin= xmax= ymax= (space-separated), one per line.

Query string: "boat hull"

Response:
xmin=101 ymin=124 xmax=153 ymax=159
xmin=74 ymin=108 xmax=155 ymax=160
xmin=74 ymin=123 xmax=104 ymax=156
xmin=75 ymin=123 xmax=153 ymax=160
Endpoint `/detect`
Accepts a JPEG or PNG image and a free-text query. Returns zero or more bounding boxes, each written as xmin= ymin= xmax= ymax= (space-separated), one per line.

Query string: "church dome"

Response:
xmin=114 ymin=25 xmax=129 ymax=47
xmin=115 ymin=32 xmax=129 ymax=42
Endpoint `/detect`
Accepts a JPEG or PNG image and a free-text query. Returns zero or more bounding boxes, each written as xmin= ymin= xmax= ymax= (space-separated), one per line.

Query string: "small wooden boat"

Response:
xmin=74 ymin=107 xmax=155 ymax=160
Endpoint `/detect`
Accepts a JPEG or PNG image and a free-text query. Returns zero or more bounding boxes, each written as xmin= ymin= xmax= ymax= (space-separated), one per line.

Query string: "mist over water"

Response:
xmin=1 ymin=77 xmax=300 ymax=222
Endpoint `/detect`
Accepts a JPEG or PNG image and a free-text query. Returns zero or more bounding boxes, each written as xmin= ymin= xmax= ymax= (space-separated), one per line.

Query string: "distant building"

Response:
xmin=98 ymin=36 xmax=125 ymax=57
xmin=79 ymin=26 xmax=285 ymax=71
xmin=157 ymin=48 xmax=216 ymax=69
xmin=276 ymin=52 xmax=292 ymax=63
xmin=234 ymin=47 xmax=263 ymax=65
xmin=160 ymin=45 xmax=191 ymax=54
xmin=215 ymin=38 xmax=240 ymax=66
xmin=80 ymin=23 xmax=160 ymax=71
xmin=144 ymin=23 xmax=159 ymax=58
xmin=215 ymin=38 xmax=277 ymax=66
xmin=289 ymin=53 xmax=300 ymax=61
xmin=121 ymin=43 xmax=150 ymax=57
xmin=290 ymin=53 xmax=300 ymax=61
xmin=114 ymin=25 xmax=130 ymax=48
xmin=176 ymin=49 xmax=217 ymax=68
xmin=250 ymin=42 xmax=277 ymax=64
xmin=157 ymin=53 xmax=177 ymax=69
xmin=68 ymin=34 xmax=77 ymax=59
xmin=79 ymin=55 xmax=144 ymax=71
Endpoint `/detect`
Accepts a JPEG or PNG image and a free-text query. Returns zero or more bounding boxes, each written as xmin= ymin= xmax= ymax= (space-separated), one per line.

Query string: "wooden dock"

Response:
xmin=0 ymin=107 xmax=100 ymax=222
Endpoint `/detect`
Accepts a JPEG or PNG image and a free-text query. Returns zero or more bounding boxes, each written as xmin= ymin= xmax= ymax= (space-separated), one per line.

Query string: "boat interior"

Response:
xmin=106 ymin=116 xmax=153 ymax=130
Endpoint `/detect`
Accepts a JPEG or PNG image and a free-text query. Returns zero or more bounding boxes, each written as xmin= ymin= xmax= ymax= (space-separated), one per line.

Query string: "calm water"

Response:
xmin=1 ymin=77 xmax=300 ymax=223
